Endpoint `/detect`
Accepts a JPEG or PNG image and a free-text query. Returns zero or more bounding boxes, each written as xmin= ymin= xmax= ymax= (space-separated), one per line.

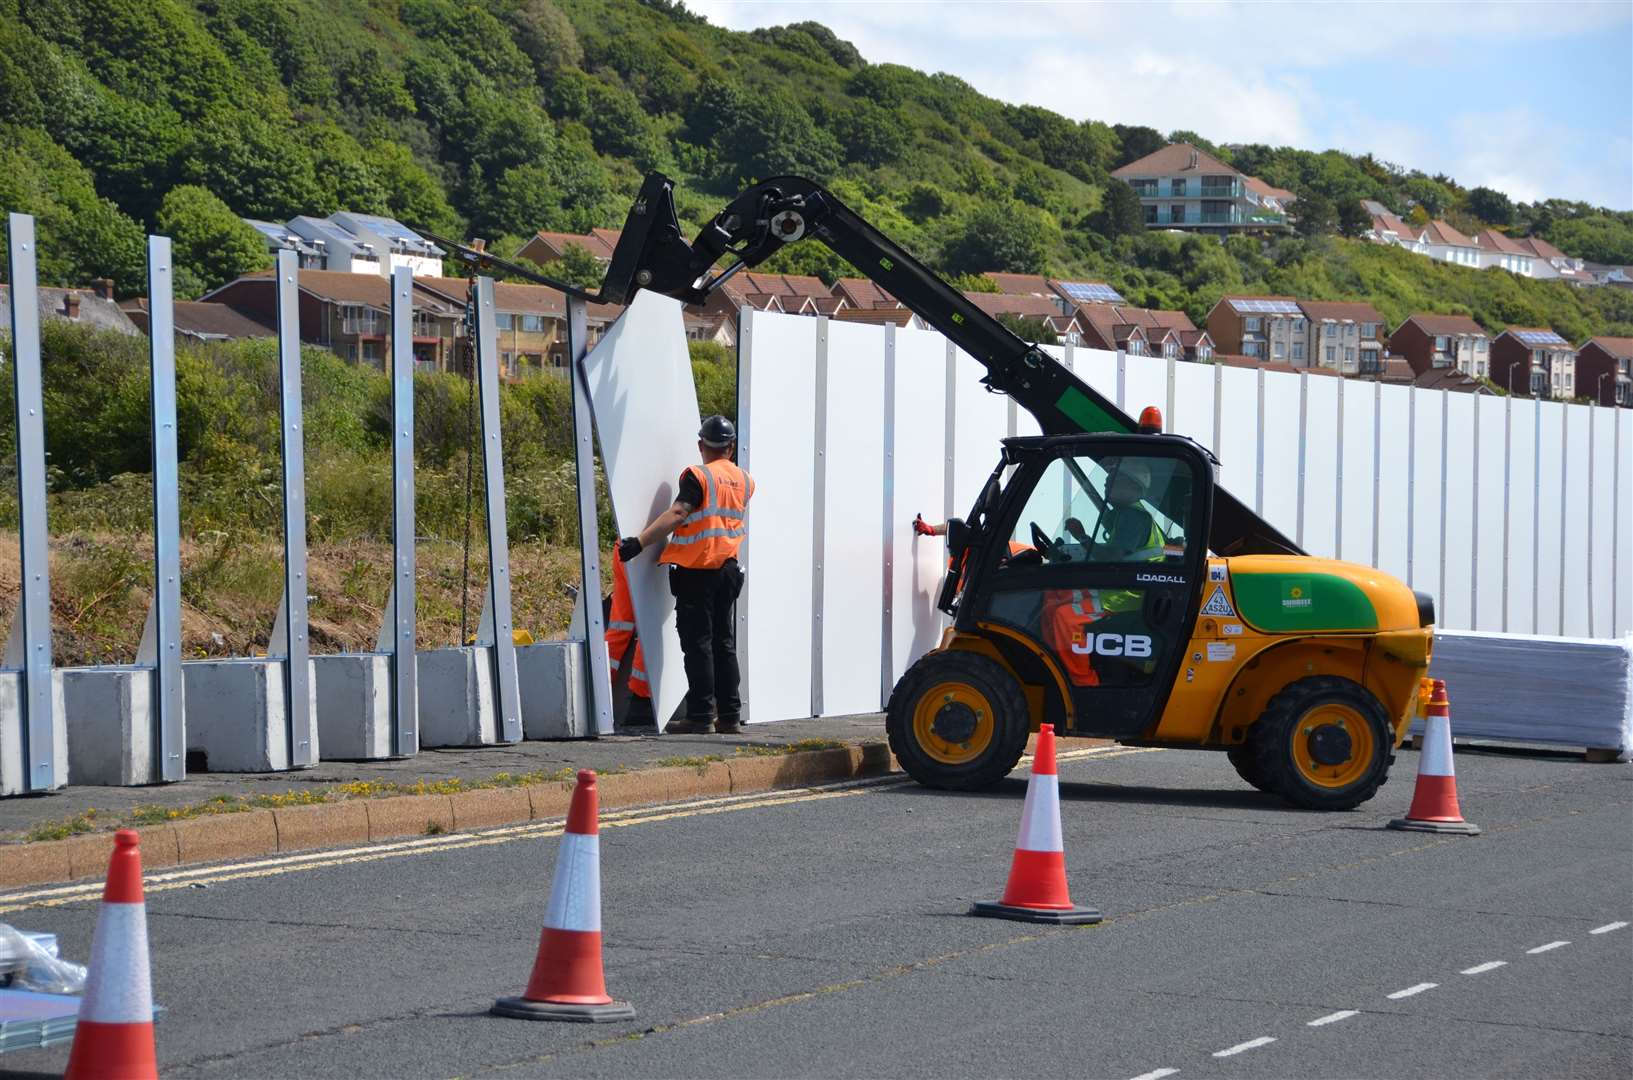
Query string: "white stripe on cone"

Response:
xmin=543 ymin=832 xmax=601 ymax=933
xmin=1420 ymin=714 xmax=1455 ymax=778
xmin=1015 ymin=774 xmax=1064 ymax=853
xmin=79 ymin=902 xmax=153 ymax=1024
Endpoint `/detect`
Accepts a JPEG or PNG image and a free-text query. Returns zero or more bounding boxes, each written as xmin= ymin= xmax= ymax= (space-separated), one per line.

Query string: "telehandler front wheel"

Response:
xmin=886 ymin=651 xmax=1030 ymax=790
xmin=1246 ymin=676 xmax=1395 ymax=811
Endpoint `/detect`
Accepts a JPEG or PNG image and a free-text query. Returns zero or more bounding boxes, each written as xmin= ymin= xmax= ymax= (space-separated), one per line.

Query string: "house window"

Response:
xmin=1198 ymin=344 xmax=1212 ymax=360
xmin=1169 ymin=205 xmax=1185 ymax=223
xmin=1164 ymin=341 xmax=1179 ymax=359
xmin=1345 ymin=347 xmax=1355 ymax=364
xmin=1244 ymin=342 xmax=1262 ymax=357
xmin=362 ymin=341 xmax=379 ymax=364
xmin=1292 ymin=318 xmax=1306 ymax=332
xmin=1434 ymin=336 xmax=1450 ymax=351
xmin=1170 ymin=179 xmax=1186 ymax=197
xmin=1245 ymin=317 xmax=1262 ymax=332
xmin=1272 ymin=341 xmax=1286 ymax=358
xmin=1475 ymin=338 xmax=1487 ymax=352
xmin=1361 ymin=322 xmax=1377 ymax=337
xmin=1345 ymin=323 xmax=1357 ymax=338
xmin=1292 ymin=342 xmax=1305 ymax=361
xmin=1144 ymin=205 xmax=1158 ymax=224
xmin=1325 ymin=346 xmax=1336 ymax=364
xmin=495 ymin=313 xmax=514 ymax=330
xmin=347 ymin=344 xmax=358 ymax=362
xmin=521 ymin=314 xmax=546 ymax=333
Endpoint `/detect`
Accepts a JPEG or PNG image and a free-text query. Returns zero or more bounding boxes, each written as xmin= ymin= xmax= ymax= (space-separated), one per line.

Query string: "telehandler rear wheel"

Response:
xmin=887 ymin=651 xmax=1030 ymax=790
xmin=1226 ymin=746 xmax=1274 ymax=793
xmin=1247 ymin=676 xmax=1394 ymax=811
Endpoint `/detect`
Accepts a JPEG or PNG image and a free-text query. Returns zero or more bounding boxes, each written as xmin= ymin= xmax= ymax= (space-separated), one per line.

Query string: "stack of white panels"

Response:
xmin=1427 ymin=631 xmax=1632 ymax=756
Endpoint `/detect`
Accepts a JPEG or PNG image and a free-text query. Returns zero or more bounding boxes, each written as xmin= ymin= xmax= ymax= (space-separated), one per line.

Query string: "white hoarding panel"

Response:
xmin=579 ymin=292 xmax=697 ymax=727
xmin=1407 ymin=389 xmax=1443 ymax=596
xmin=1260 ymin=369 xmax=1302 ymax=541
xmin=1375 ymin=383 xmax=1413 ymax=584
xmin=1616 ymin=409 xmax=1632 ymax=638
xmin=1170 ymin=358 xmax=1216 ymax=455
xmin=1586 ymin=406 xmax=1619 ymax=638
xmin=1300 ymin=375 xmax=1340 ymax=558
xmin=1501 ymin=398 xmax=1538 ymax=633
xmin=1215 ymin=365 xmax=1259 ymax=515
xmin=1338 ymin=382 xmax=1377 ymax=565
xmin=1073 ymin=347 xmax=1119 ymax=404
xmin=820 ymin=319 xmax=887 ymax=716
xmin=952 ymin=346 xmax=1010 ymax=511
xmin=1535 ymin=401 xmax=1566 ymax=635
xmin=1561 ymin=404 xmax=1591 ymax=637
xmin=892 ymin=327 xmax=951 ymax=686
xmin=1121 ymin=355 xmax=1166 ymax=430
xmin=1471 ymin=394 xmax=1509 ymax=630
xmin=739 ymin=311 xmax=818 ymax=722
xmin=1440 ymin=392 xmax=1476 ymax=630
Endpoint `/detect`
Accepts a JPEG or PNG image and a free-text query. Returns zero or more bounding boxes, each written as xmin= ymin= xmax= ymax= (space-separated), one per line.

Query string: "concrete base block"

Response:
xmin=417 ymin=647 xmax=498 ymax=748
xmin=0 ymin=671 xmax=68 ymax=796
xmin=61 ymin=665 xmax=174 ymax=786
xmin=518 ymin=640 xmax=591 ymax=740
xmin=183 ymin=658 xmax=318 ymax=772
xmin=314 ymin=653 xmax=409 ymax=760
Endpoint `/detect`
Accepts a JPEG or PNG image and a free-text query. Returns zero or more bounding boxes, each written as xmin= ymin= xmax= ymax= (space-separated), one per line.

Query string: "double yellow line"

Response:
xmin=0 ymin=745 xmax=1157 ymax=915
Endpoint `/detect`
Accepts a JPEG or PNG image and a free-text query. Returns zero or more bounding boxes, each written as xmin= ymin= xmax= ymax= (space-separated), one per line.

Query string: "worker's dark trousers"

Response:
xmin=669 ymin=561 xmax=744 ymax=724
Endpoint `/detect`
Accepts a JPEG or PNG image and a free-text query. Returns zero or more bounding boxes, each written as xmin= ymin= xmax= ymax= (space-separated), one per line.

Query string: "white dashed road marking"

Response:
xmin=1590 ymin=921 xmax=1627 ymax=935
xmin=1527 ymin=941 xmax=1570 ymax=954
xmin=1387 ymin=983 xmax=1437 ymax=999
xmin=1460 ymin=961 xmax=1507 ymax=975
xmin=1307 ymin=1010 xmax=1359 ymax=1027
xmin=1127 ymin=1069 xmax=1178 ymax=1080
xmin=1212 ymin=1037 xmax=1276 ymax=1058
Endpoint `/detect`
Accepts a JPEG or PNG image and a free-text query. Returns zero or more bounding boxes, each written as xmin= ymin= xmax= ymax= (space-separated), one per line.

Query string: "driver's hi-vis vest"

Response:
xmin=1047 ymin=589 xmax=1106 ymax=687
xmin=1098 ymin=514 xmax=1173 ymax=614
xmin=661 ymin=459 xmax=755 ymax=569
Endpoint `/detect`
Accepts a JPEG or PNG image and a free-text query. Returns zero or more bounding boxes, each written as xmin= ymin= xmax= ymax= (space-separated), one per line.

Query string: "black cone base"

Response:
xmin=492 ymin=996 xmax=637 ymax=1023
xmin=969 ymin=900 xmax=1102 ymax=925
xmin=1387 ymin=818 xmax=1481 ymax=835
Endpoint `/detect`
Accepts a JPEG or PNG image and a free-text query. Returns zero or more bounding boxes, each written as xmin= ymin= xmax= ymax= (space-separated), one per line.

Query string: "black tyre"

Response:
xmin=1226 ymin=746 xmax=1274 ymax=793
xmin=1246 ymin=675 xmax=1395 ymax=811
xmin=886 ymin=650 xmax=1031 ymax=790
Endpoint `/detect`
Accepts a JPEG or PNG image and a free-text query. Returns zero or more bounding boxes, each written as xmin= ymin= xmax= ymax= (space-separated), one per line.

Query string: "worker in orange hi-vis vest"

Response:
xmin=618 ymin=416 xmax=754 ymax=735
xmin=605 ymin=547 xmax=652 ymax=726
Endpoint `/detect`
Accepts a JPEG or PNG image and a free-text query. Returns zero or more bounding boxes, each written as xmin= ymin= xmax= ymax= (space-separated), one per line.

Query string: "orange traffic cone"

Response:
xmin=492 ymin=770 xmax=636 ymax=1022
xmin=970 ymin=724 xmax=1102 ymax=925
xmin=1388 ymin=680 xmax=1479 ymax=835
xmin=65 ymin=830 xmax=157 ymax=1080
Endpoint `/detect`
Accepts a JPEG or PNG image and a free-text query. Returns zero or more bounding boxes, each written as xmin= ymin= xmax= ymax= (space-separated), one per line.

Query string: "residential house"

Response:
xmin=1215 ymin=354 xmax=1341 ymax=378
xmin=1205 ymin=296 xmax=1308 ymax=363
xmin=1297 ymin=300 xmax=1388 ymax=375
xmin=1473 ymin=230 xmax=1535 ymax=276
xmin=981 ymin=273 xmax=1056 ymax=298
xmin=1110 ymin=143 xmax=1293 ymax=234
xmin=980 ymin=274 xmax=1128 ymax=316
xmin=704 ymin=272 xmax=838 ymax=320
xmin=1388 ymin=314 xmax=1491 ymax=379
xmin=1573 ymin=337 xmax=1633 ymax=406
xmin=961 ymin=292 xmax=1084 ymax=343
xmin=1584 ymin=263 xmax=1633 ymax=289
xmin=685 ymin=312 xmax=737 ymax=349
xmin=1420 ymin=220 xmax=1480 ymax=268
xmin=417 ymin=276 xmax=624 ymax=374
xmin=246 ymin=214 xmax=444 ymax=277
xmin=120 ymin=299 xmax=274 ymax=343
xmin=1518 ymin=237 xmax=1594 ymax=285
xmin=833 ymin=307 xmax=928 ymax=330
xmin=1362 ymin=200 xmax=1426 ymax=253
xmin=1076 ymin=303 xmax=1212 ymax=361
xmin=514 ymin=227 xmax=623 ymax=268
xmin=0 ymin=280 xmax=141 ymax=336
xmin=1380 ymin=360 xmax=1492 ymax=394
xmin=1491 ymin=328 xmax=1576 ymax=399
xmin=204 ymin=269 xmax=463 ymax=370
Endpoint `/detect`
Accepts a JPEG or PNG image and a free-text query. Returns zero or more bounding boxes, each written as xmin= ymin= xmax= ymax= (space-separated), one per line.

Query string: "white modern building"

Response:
xmin=245 ymin=213 xmax=443 ymax=278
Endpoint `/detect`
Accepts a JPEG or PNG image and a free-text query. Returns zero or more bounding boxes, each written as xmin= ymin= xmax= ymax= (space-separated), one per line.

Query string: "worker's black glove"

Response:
xmin=617 ymin=536 xmax=643 ymax=563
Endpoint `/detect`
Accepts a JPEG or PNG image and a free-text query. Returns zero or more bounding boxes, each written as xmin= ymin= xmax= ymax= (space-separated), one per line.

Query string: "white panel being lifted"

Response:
xmin=579 ymin=291 xmax=698 ymax=730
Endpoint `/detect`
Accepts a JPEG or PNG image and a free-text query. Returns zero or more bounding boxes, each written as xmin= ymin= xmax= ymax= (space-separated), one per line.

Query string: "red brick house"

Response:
xmin=1574 ymin=337 xmax=1633 ymax=406
xmin=1490 ymin=328 xmax=1576 ymax=399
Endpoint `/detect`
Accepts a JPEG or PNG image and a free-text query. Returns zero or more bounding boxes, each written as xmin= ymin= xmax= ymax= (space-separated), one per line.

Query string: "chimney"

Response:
xmin=62 ymin=292 xmax=81 ymax=319
xmin=92 ymin=278 xmax=114 ymax=300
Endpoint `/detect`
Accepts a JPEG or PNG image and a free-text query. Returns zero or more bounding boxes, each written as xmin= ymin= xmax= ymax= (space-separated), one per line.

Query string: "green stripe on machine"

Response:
xmin=1054 ymin=386 xmax=1128 ymax=435
xmin=1231 ymin=572 xmax=1379 ymax=633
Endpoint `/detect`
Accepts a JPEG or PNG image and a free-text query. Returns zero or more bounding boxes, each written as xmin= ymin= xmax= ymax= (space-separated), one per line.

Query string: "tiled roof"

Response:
xmin=983 ymin=272 xmax=1055 ymax=297
xmin=0 ymin=285 xmax=141 ymax=336
xmin=1474 ymin=229 xmax=1530 ymax=256
xmin=1297 ymin=300 xmax=1386 ymax=324
xmin=1215 ymin=354 xmax=1340 ymax=377
xmin=224 ymin=268 xmax=400 ymax=306
xmin=1396 ymin=313 xmax=1487 ymax=336
xmin=414 ymin=276 xmax=622 ymax=321
xmin=1111 ymin=142 xmax=1239 ymax=178
xmin=1421 ymin=220 xmax=1475 ymax=247
xmin=1583 ymin=336 xmax=1633 ymax=359
xmin=1411 ymin=367 xmax=1491 ymax=393
xmin=833 ymin=307 xmax=921 ymax=328
xmin=831 ymin=278 xmax=897 ymax=309
xmin=122 ymin=299 xmax=275 ymax=339
xmin=962 ymin=292 xmax=1068 ymax=319
xmin=728 ymin=272 xmax=832 ymax=300
xmin=1518 ymin=235 xmax=1568 ymax=260
xmin=523 ymin=228 xmax=621 ymax=261
xmin=1370 ymin=211 xmax=1420 ymax=239
xmin=1244 ymin=176 xmax=1295 ymax=203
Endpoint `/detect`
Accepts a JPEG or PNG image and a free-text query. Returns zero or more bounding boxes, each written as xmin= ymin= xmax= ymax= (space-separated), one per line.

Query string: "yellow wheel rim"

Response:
xmin=1290 ymin=703 xmax=1376 ymax=788
xmin=911 ymin=681 xmax=996 ymax=765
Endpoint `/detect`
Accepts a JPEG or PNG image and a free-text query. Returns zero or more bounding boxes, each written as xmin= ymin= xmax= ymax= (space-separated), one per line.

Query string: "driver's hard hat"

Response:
xmin=699 ymin=415 xmax=737 ymax=447
xmin=1108 ymin=458 xmax=1152 ymax=491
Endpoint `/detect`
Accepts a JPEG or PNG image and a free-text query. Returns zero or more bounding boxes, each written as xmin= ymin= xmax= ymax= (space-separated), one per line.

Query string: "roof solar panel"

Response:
xmin=1513 ymin=329 xmax=1567 ymax=346
xmin=1228 ymin=298 xmax=1300 ymax=314
xmin=1057 ymin=281 xmax=1125 ymax=303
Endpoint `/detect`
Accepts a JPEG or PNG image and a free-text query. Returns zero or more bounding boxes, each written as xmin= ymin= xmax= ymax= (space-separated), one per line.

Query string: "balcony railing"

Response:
xmin=1199 ymin=183 xmax=1241 ymax=197
xmin=342 ymin=316 xmax=381 ymax=335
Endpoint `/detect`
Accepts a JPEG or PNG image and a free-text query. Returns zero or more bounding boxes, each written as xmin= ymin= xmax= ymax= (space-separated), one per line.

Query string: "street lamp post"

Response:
xmin=1597 ymin=372 xmax=1610 ymax=405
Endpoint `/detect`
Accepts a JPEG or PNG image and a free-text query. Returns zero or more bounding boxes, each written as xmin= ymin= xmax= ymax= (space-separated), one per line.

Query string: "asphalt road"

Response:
xmin=2 ymin=742 xmax=1629 ymax=1079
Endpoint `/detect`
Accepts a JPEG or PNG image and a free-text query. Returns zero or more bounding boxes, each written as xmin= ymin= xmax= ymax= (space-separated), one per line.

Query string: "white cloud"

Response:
xmin=691 ymin=1 xmax=1632 ymax=208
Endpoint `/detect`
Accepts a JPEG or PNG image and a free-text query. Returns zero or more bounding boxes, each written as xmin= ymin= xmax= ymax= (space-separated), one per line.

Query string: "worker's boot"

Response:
xmin=714 ymin=716 xmax=743 ymax=735
xmin=665 ymin=717 xmax=713 ymax=735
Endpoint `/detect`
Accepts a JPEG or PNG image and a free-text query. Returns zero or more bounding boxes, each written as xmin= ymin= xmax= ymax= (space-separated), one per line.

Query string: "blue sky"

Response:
xmin=693 ymin=1 xmax=1633 ymax=210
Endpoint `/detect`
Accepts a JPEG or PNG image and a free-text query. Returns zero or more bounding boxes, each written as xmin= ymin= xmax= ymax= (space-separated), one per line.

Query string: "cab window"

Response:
xmin=1008 ymin=452 xmax=1194 ymax=565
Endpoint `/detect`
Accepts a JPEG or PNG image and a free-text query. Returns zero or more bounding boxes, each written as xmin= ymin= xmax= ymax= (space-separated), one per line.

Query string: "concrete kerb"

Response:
xmin=0 ymin=741 xmax=896 ymax=888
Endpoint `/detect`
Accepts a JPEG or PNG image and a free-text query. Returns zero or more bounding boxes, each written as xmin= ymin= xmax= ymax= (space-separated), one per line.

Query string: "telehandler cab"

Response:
xmin=426 ymin=173 xmax=1436 ymax=811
